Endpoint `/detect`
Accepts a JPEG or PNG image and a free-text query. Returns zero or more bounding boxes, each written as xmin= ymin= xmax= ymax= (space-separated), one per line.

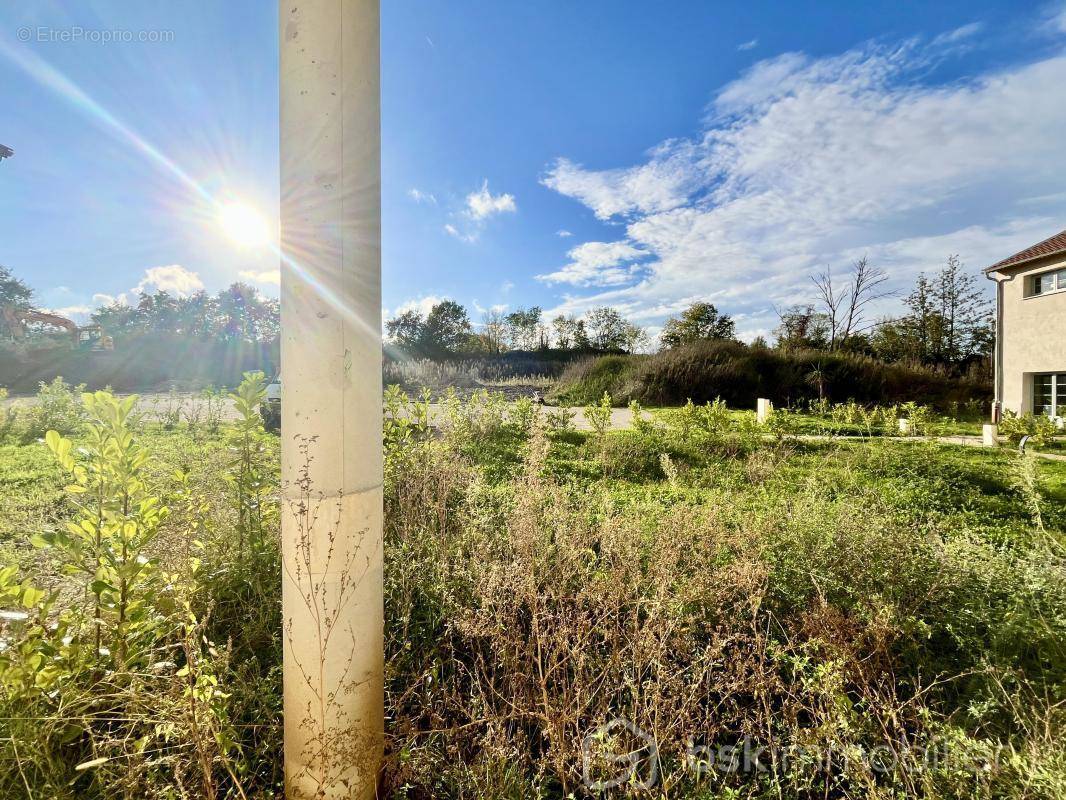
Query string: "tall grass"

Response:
xmin=0 ymin=385 xmax=1062 ymax=798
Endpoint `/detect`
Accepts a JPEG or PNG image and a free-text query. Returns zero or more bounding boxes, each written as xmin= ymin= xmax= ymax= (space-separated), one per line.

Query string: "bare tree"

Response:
xmin=811 ymin=257 xmax=892 ymax=349
xmin=481 ymin=309 xmax=507 ymax=354
xmin=840 ymin=256 xmax=891 ymax=340
xmin=811 ymin=266 xmax=845 ymax=349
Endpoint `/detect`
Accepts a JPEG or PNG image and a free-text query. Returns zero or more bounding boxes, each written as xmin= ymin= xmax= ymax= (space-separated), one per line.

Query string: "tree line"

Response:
xmin=0 ymin=266 xmax=279 ymax=345
xmin=773 ymin=255 xmax=993 ymax=371
xmin=3 ymin=255 xmax=993 ymax=373
xmin=385 ymin=302 xmax=650 ymax=358
xmin=92 ymin=285 xmax=279 ymax=343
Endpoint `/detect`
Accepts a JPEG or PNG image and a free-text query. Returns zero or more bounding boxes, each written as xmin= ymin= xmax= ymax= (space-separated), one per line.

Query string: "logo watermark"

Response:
xmin=17 ymin=26 xmax=175 ymax=44
xmin=581 ymin=718 xmax=659 ymax=791
xmin=582 ymin=718 xmax=1002 ymax=792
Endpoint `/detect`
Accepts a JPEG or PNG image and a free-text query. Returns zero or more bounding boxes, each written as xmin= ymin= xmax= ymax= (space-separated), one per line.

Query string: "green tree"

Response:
xmin=215 ymin=283 xmax=277 ymax=342
xmin=0 ymin=265 xmax=36 ymax=338
xmin=551 ymin=314 xmax=579 ymax=349
xmin=660 ymin=302 xmax=735 ymax=348
xmin=773 ymin=305 xmax=830 ymax=350
xmin=92 ymin=301 xmax=142 ymax=339
xmin=0 ymin=265 xmax=34 ymax=310
xmin=872 ymin=257 xmax=992 ymax=368
xmin=385 ymin=309 xmax=425 ymax=351
xmin=137 ymin=291 xmax=179 ymax=333
xmin=176 ymin=290 xmax=218 ymax=338
xmin=481 ymin=309 xmax=507 ymax=354
xmin=622 ymin=322 xmax=649 ymax=353
xmin=585 ymin=307 xmax=629 ymax=351
xmin=933 ymin=255 xmax=990 ymax=363
xmin=505 ymin=307 xmax=542 ymax=350
xmin=573 ymin=318 xmax=591 ymax=350
xmin=421 ymin=300 xmax=472 ymax=355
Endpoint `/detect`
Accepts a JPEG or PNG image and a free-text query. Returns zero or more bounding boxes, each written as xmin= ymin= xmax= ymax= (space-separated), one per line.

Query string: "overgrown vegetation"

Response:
xmin=550 ymin=339 xmax=990 ymax=409
xmin=0 ymin=379 xmax=1063 ymax=798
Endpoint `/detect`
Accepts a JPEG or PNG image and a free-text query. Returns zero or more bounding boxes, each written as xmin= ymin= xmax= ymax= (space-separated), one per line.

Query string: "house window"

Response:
xmin=1032 ymin=268 xmax=1066 ymax=295
xmin=1033 ymin=373 xmax=1066 ymax=416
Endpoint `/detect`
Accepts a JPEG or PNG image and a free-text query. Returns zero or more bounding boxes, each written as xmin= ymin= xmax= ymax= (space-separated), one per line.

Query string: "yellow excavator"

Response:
xmin=1 ymin=305 xmax=114 ymax=351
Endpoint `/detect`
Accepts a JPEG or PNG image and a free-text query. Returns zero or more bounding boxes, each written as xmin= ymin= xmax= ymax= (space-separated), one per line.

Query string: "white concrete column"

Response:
xmin=982 ymin=424 xmax=998 ymax=447
xmin=279 ymin=2 xmax=382 ymax=798
xmin=756 ymin=398 xmax=773 ymax=424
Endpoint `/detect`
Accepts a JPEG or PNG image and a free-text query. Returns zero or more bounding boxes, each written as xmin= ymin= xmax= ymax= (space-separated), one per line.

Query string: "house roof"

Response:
xmin=985 ymin=228 xmax=1066 ymax=273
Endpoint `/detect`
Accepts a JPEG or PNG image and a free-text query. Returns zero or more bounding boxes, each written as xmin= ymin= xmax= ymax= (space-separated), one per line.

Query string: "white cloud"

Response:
xmin=556 ymin=229 xmax=573 ymax=237
xmin=133 ymin=265 xmax=204 ymax=297
xmin=1048 ymin=3 xmax=1066 ymax=34
xmin=464 ymin=180 xmax=516 ymax=220
xmin=408 ymin=188 xmax=437 ymax=204
xmin=542 ymin=31 xmax=1066 ymax=338
xmin=444 ymin=223 xmax=478 ymax=243
xmin=541 ymin=144 xmax=703 ymax=221
xmin=392 ymin=295 xmax=446 ymax=318
xmin=472 ymin=299 xmax=509 ymax=316
xmin=45 ymin=305 xmax=91 ymax=321
xmin=931 ymin=22 xmax=983 ymax=46
xmin=239 ymin=269 xmax=281 ymax=286
xmin=443 ymin=179 xmax=517 ymax=242
xmin=737 ymin=39 xmax=759 ymax=51
xmin=537 ymin=241 xmax=645 ymax=287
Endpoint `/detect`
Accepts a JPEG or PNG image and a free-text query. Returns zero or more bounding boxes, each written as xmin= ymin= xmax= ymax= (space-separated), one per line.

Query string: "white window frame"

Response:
xmin=1033 ymin=372 xmax=1064 ymax=418
xmin=1030 ymin=267 xmax=1066 ymax=297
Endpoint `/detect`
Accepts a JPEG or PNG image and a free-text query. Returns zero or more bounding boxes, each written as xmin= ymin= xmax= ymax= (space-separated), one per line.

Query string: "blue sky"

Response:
xmin=2 ymin=1 xmax=1065 ymax=342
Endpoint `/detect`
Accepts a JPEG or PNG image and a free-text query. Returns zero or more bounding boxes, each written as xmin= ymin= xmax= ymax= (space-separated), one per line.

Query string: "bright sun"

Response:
xmin=218 ymin=201 xmax=270 ymax=248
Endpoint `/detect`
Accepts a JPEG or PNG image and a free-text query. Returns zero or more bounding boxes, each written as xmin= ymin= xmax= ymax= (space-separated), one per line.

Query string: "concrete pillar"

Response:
xmin=279 ymin=2 xmax=382 ymax=798
xmin=756 ymin=398 xmax=772 ymax=424
xmin=982 ymin=424 xmax=998 ymax=447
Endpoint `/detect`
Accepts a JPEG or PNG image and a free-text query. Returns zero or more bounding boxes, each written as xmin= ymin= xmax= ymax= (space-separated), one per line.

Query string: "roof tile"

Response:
xmin=986 ymin=228 xmax=1066 ymax=272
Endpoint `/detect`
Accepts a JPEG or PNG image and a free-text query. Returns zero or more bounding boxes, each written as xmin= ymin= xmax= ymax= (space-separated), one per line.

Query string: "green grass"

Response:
xmin=1 ymin=390 xmax=1064 ymax=799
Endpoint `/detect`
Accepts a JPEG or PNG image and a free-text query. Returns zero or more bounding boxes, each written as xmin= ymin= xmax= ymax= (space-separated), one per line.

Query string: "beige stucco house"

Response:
xmin=985 ymin=229 xmax=1066 ymax=419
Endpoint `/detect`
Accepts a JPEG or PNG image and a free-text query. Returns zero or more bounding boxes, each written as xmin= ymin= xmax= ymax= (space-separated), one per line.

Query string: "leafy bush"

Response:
xmin=999 ymin=410 xmax=1059 ymax=447
xmin=13 ymin=376 xmax=87 ymax=443
xmin=0 ymin=378 xmax=280 ymax=798
xmin=0 ymin=387 xmax=17 ymax=442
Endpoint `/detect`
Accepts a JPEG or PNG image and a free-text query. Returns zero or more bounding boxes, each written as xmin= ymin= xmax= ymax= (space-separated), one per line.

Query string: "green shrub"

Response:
xmin=15 ymin=376 xmax=87 ymax=443
xmin=548 ymin=354 xmax=639 ymax=406
xmin=999 ymin=410 xmax=1059 ymax=448
xmin=0 ymin=387 xmax=17 ymax=443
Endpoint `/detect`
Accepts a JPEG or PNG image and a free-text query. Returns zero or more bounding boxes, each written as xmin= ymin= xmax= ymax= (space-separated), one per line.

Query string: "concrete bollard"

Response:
xmin=898 ymin=418 xmax=911 ymax=435
xmin=982 ymin=423 xmax=998 ymax=447
xmin=756 ymin=398 xmax=773 ymax=424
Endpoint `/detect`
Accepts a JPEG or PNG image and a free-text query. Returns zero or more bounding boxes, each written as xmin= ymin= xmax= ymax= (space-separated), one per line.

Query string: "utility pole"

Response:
xmin=279 ymin=1 xmax=382 ymax=797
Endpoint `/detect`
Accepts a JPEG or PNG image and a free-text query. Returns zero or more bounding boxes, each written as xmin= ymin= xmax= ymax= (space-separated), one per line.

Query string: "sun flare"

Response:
xmin=218 ymin=201 xmax=270 ymax=248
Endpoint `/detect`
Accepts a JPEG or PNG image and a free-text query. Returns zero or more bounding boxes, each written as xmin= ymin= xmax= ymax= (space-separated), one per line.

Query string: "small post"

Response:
xmin=898 ymin=418 xmax=911 ymax=435
xmin=756 ymin=398 xmax=773 ymax=424
xmin=982 ymin=423 xmax=998 ymax=447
